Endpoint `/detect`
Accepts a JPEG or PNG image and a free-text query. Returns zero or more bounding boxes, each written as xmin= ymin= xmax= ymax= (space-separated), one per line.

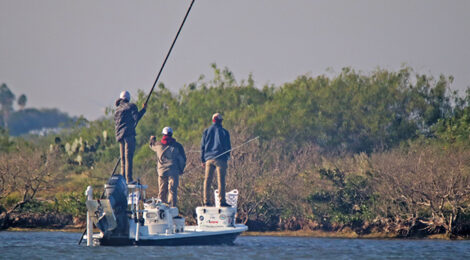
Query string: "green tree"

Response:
xmin=433 ymin=87 xmax=470 ymax=144
xmin=252 ymin=67 xmax=454 ymax=153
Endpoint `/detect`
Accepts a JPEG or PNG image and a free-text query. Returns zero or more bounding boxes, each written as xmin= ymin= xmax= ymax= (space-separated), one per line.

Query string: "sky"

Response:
xmin=1 ymin=0 xmax=469 ymax=120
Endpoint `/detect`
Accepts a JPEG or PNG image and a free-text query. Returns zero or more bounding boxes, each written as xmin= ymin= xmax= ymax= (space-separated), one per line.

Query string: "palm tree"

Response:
xmin=0 ymin=83 xmax=15 ymax=129
xmin=17 ymin=94 xmax=27 ymax=110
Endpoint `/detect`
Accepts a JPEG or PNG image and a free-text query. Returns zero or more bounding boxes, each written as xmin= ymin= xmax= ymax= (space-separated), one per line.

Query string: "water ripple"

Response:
xmin=0 ymin=232 xmax=468 ymax=259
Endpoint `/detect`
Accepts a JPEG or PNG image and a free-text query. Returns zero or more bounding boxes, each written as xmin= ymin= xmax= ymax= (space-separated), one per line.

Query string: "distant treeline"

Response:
xmin=1 ymin=65 xmax=469 ymax=237
xmin=0 ymin=83 xmax=75 ymax=136
xmin=8 ymin=108 xmax=75 ymax=136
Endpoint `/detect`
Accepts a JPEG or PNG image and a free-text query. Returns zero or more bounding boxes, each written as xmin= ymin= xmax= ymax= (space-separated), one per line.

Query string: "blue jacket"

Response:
xmin=114 ymin=99 xmax=146 ymax=142
xmin=201 ymin=123 xmax=231 ymax=163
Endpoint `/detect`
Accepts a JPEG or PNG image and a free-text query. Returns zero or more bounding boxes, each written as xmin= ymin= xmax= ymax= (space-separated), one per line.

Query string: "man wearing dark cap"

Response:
xmin=114 ymin=91 xmax=146 ymax=184
xmin=201 ymin=113 xmax=231 ymax=207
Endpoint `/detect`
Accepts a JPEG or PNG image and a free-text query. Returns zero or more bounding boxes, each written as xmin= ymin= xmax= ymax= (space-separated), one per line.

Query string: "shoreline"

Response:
xmin=243 ymin=230 xmax=455 ymax=240
xmin=4 ymin=227 xmax=457 ymax=240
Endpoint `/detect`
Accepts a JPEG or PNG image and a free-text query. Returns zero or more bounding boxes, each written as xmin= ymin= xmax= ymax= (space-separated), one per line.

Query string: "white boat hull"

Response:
xmin=90 ymin=224 xmax=248 ymax=246
xmin=83 ymin=180 xmax=248 ymax=246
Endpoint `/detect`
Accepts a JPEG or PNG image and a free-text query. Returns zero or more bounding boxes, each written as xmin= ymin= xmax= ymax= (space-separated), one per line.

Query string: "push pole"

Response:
xmin=134 ymin=0 xmax=195 ymax=240
xmin=79 ymin=1 xmax=196 ymax=245
xmin=114 ymin=0 xmax=195 ymax=172
xmin=116 ymin=0 xmax=194 ymax=183
xmin=143 ymin=0 xmax=196 ymax=106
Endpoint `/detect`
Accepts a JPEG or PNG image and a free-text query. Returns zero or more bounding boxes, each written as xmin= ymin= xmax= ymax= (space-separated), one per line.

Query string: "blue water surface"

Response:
xmin=0 ymin=231 xmax=469 ymax=259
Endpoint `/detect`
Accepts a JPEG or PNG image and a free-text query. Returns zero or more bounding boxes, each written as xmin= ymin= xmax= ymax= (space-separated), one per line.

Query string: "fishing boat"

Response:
xmin=82 ymin=174 xmax=247 ymax=246
xmin=76 ymin=0 xmax=250 ymax=246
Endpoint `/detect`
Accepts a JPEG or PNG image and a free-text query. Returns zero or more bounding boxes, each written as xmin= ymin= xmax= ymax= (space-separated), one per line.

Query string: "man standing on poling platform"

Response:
xmin=114 ymin=91 xmax=146 ymax=184
xmin=201 ymin=113 xmax=231 ymax=207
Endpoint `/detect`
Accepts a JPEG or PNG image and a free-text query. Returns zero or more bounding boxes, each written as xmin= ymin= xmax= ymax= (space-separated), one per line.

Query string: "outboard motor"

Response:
xmin=102 ymin=174 xmax=129 ymax=237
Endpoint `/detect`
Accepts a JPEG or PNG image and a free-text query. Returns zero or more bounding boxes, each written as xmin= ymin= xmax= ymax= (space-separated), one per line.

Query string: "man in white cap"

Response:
xmin=114 ymin=91 xmax=146 ymax=184
xmin=200 ymin=113 xmax=231 ymax=207
xmin=149 ymin=126 xmax=186 ymax=207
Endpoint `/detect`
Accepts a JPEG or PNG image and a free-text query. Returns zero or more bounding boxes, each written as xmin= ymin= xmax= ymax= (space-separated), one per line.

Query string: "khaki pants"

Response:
xmin=119 ymin=136 xmax=135 ymax=183
xmin=158 ymin=175 xmax=179 ymax=207
xmin=203 ymin=159 xmax=227 ymax=205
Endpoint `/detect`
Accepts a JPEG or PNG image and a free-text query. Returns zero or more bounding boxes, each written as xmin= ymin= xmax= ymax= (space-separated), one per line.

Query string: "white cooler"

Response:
xmin=196 ymin=206 xmax=236 ymax=228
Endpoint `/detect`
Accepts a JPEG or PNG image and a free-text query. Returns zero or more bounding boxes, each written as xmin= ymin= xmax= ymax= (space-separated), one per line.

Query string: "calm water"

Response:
xmin=0 ymin=231 xmax=469 ymax=259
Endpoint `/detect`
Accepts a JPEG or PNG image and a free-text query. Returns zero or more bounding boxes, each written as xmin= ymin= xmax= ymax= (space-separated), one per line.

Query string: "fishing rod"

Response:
xmin=140 ymin=136 xmax=260 ymax=182
xmin=209 ymin=136 xmax=259 ymax=161
xmin=186 ymin=136 xmax=260 ymax=154
xmin=185 ymin=136 xmax=260 ymax=174
xmin=177 ymin=136 xmax=260 ymax=197
xmin=78 ymin=1 xmax=196 ymax=245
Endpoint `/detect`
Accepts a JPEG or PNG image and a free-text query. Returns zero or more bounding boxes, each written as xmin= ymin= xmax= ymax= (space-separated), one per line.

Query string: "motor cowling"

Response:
xmin=103 ymin=174 xmax=129 ymax=237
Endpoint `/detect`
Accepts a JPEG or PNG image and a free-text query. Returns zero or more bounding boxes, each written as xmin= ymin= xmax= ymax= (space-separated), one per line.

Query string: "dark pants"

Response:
xmin=119 ymin=136 xmax=135 ymax=183
xmin=203 ymin=159 xmax=227 ymax=205
xmin=158 ymin=175 xmax=179 ymax=207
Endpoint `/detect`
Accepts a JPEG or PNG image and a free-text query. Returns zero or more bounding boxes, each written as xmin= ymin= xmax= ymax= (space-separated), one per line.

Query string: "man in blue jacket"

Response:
xmin=201 ymin=113 xmax=231 ymax=207
xmin=114 ymin=91 xmax=146 ymax=184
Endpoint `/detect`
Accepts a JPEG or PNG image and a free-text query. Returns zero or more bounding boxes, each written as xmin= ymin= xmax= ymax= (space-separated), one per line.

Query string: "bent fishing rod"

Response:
xmin=79 ymin=0 xmax=195 ymax=245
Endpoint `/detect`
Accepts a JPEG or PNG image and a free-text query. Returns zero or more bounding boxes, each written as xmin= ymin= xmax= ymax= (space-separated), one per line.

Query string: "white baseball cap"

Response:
xmin=212 ymin=113 xmax=223 ymax=121
xmin=120 ymin=91 xmax=131 ymax=101
xmin=162 ymin=126 xmax=173 ymax=135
